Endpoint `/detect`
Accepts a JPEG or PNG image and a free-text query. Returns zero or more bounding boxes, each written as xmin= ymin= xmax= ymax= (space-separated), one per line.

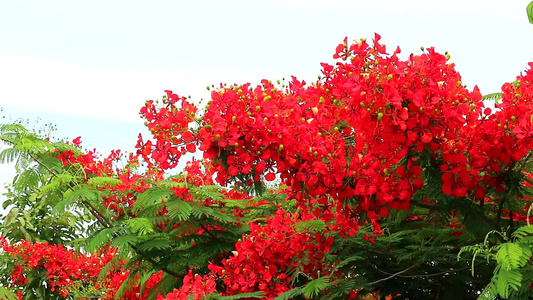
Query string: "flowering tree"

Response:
xmin=1 ymin=31 xmax=533 ymax=299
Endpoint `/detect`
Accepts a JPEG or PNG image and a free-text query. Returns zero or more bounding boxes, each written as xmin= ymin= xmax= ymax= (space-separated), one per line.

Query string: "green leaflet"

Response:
xmin=3 ymin=207 xmax=19 ymax=227
xmin=133 ymin=188 xmax=173 ymax=213
xmin=125 ymin=218 xmax=155 ymax=236
xmin=273 ymin=286 xmax=304 ymax=300
xmin=0 ymin=147 xmax=22 ymax=164
xmin=65 ymin=186 xmax=97 ymax=202
xmin=482 ymin=92 xmax=503 ymax=103
xmin=189 ymin=202 xmax=237 ymax=224
xmin=293 ymin=219 xmax=326 ymax=232
xmin=165 ymin=198 xmax=192 ymax=221
xmin=512 ymin=225 xmax=533 ymax=238
xmin=0 ymin=286 xmax=18 ymax=300
xmin=13 ymin=167 xmax=41 ymax=192
xmin=496 ymin=243 xmax=527 ymax=271
xmin=136 ymin=237 xmax=171 ymax=252
xmin=85 ymin=227 xmax=119 ymax=253
xmin=87 ymin=176 xmax=123 ymax=187
xmin=209 ymin=291 xmax=265 ymax=299
xmin=495 ymin=268 xmax=523 ymax=298
xmin=302 ymin=276 xmax=332 ymax=298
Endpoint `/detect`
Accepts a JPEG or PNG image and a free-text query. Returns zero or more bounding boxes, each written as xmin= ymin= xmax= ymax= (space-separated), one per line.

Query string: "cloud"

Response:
xmin=0 ymin=57 xmax=213 ymax=122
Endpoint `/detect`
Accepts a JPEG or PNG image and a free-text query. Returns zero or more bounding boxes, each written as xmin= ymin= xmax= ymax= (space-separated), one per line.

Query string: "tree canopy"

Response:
xmin=1 ymin=12 xmax=533 ymax=299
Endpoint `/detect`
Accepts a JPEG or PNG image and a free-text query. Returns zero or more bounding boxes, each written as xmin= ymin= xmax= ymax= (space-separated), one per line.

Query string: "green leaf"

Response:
xmin=87 ymin=176 xmax=122 ymax=187
xmin=4 ymin=207 xmax=19 ymax=227
xmin=273 ymin=286 xmax=304 ymax=300
xmin=111 ymin=234 xmax=138 ymax=248
xmin=35 ymin=154 xmax=63 ymax=173
xmin=85 ymin=227 xmax=118 ymax=253
xmin=496 ymin=243 xmax=523 ymax=271
xmin=294 ymin=219 xmax=326 ymax=232
xmin=125 ymin=218 xmax=155 ymax=236
xmin=495 ymin=267 xmax=522 ymax=298
xmin=189 ymin=203 xmax=236 ymax=223
xmin=512 ymin=225 xmax=533 ymax=239
xmin=53 ymin=197 xmax=77 ymax=215
xmin=302 ymin=276 xmax=331 ymax=298
xmin=211 ymin=291 xmax=265 ymax=299
xmin=332 ymin=255 xmax=366 ymax=272
xmin=166 ymin=199 xmax=192 ymax=221
xmin=136 ymin=237 xmax=171 ymax=251
xmin=64 ymin=186 xmax=98 ymax=203
xmin=0 ymin=147 xmax=22 ymax=164
xmin=133 ymin=188 xmax=173 ymax=213
xmin=0 ymin=286 xmax=18 ymax=300
xmin=482 ymin=92 xmax=502 ymax=102
xmin=2 ymin=198 xmax=13 ymax=210
xmin=14 ymin=167 xmax=41 ymax=192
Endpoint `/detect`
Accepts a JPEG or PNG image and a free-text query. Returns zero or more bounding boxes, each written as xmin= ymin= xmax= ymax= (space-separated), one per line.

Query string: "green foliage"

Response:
xmin=302 ymin=276 xmax=333 ymax=298
xmin=208 ymin=291 xmax=265 ymax=299
xmin=0 ymin=286 xmax=18 ymax=300
xmin=293 ymin=219 xmax=326 ymax=232
xmin=482 ymin=92 xmax=503 ymax=103
xmin=459 ymin=225 xmax=533 ymax=299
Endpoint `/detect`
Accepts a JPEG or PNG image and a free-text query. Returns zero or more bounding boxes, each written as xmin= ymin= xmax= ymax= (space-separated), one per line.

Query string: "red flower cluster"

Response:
xmin=138 ymin=35 xmax=533 ymax=236
xmin=137 ymin=90 xmax=198 ymax=169
xmin=0 ymin=238 xmax=163 ymax=299
xmin=157 ymin=270 xmax=216 ymax=300
xmin=137 ymin=35 xmax=485 ymax=235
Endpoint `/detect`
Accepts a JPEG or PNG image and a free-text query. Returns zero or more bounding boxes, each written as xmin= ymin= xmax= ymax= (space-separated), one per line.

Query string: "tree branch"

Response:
xmin=368 ymin=263 xmax=420 ymax=285
xmin=371 ymin=264 xmax=470 ymax=279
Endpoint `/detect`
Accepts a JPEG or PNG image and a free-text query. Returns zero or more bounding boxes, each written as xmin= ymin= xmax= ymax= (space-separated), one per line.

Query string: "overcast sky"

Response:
xmin=0 ymin=0 xmax=532 ymax=203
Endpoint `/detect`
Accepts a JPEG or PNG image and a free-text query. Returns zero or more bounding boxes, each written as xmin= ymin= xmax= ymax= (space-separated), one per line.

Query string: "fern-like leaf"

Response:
xmin=303 ymin=276 xmax=331 ymax=298
xmin=209 ymin=291 xmax=265 ymax=299
xmin=482 ymin=92 xmax=503 ymax=102
xmin=136 ymin=237 xmax=171 ymax=252
xmin=125 ymin=218 xmax=155 ymax=236
xmin=294 ymin=219 xmax=326 ymax=232
xmin=0 ymin=147 xmax=22 ymax=164
xmin=495 ymin=267 xmax=523 ymax=298
xmin=133 ymin=188 xmax=173 ymax=214
xmin=272 ymin=286 xmax=304 ymax=300
xmin=64 ymin=186 xmax=98 ymax=203
xmin=512 ymin=225 xmax=533 ymax=239
xmin=165 ymin=199 xmax=192 ymax=222
xmin=0 ymin=286 xmax=18 ymax=300
xmin=496 ymin=243 xmax=524 ymax=271
xmin=85 ymin=227 xmax=118 ymax=253
xmin=87 ymin=176 xmax=122 ymax=187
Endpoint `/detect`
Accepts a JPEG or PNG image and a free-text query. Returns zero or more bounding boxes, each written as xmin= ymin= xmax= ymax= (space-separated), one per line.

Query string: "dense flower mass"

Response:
xmin=138 ymin=35 xmax=533 ymax=235
xmin=0 ymin=238 xmax=162 ymax=299
xmin=2 ymin=35 xmax=533 ymax=299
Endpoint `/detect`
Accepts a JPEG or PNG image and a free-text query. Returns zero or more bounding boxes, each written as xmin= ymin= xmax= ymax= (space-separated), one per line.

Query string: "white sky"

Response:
xmin=0 ymin=0 xmax=532 ymax=204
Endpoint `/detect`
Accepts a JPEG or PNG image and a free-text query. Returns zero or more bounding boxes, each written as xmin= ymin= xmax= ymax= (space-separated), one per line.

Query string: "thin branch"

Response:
xmin=368 ymin=263 xmax=420 ymax=285
xmin=371 ymin=264 xmax=470 ymax=279
xmin=496 ymin=197 xmax=506 ymax=229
